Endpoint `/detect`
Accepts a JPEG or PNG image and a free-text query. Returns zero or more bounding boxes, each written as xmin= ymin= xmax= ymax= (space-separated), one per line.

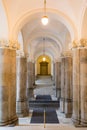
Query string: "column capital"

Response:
xmin=69 ymin=38 xmax=87 ymax=50
xmin=16 ymin=50 xmax=25 ymax=58
xmin=0 ymin=39 xmax=20 ymax=50
xmin=27 ymin=57 xmax=35 ymax=63
xmin=54 ymin=57 xmax=61 ymax=63
xmin=61 ymin=50 xmax=72 ymax=58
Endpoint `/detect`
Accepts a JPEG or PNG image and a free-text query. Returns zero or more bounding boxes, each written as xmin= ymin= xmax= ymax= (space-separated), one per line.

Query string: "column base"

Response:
xmin=81 ymin=119 xmax=87 ymax=127
xmin=72 ymin=117 xmax=87 ymax=127
xmin=60 ymin=98 xmax=65 ymax=113
xmin=72 ymin=116 xmax=81 ymax=127
xmin=0 ymin=115 xmax=18 ymax=126
xmin=16 ymin=99 xmax=29 ymax=117
xmin=64 ymin=99 xmax=72 ymax=118
xmin=64 ymin=113 xmax=72 ymax=118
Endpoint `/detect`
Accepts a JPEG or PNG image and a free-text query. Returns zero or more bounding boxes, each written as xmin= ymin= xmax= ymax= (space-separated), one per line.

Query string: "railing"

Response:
xmin=44 ymin=109 xmax=46 ymax=128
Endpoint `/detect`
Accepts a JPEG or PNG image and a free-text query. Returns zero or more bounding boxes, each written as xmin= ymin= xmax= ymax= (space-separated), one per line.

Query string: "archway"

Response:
xmin=81 ymin=7 xmax=87 ymax=38
xmin=36 ymin=55 xmax=51 ymax=76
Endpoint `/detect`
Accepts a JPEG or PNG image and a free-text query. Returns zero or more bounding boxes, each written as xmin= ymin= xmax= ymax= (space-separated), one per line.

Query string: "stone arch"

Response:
xmin=10 ymin=8 xmax=78 ymax=41
xmin=35 ymin=54 xmax=53 ymax=76
xmin=25 ymin=33 xmax=63 ymax=55
xmin=80 ymin=4 xmax=87 ymax=38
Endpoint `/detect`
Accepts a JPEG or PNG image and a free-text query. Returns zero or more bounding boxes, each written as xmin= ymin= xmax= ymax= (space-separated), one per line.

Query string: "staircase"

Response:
xmin=29 ymin=95 xmax=59 ymax=109
xmin=35 ymin=75 xmax=53 ymax=85
xmin=29 ymin=100 xmax=59 ymax=109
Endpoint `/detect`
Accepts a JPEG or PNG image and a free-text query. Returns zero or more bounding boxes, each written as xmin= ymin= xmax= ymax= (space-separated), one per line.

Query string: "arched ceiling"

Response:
xmin=3 ymin=0 xmax=86 ymax=61
xmin=21 ymin=11 xmax=72 ymax=60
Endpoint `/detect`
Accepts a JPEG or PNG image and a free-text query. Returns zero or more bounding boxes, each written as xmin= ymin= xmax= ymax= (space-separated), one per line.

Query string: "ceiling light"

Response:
xmin=41 ymin=0 xmax=48 ymax=25
xmin=43 ymin=57 xmax=46 ymax=61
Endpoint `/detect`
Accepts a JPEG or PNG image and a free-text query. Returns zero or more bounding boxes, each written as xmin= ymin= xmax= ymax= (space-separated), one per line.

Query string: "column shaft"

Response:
xmin=52 ymin=63 xmax=55 ymax=85
xmin=60 ymin=58 xmax=65 ymax=113
xmin=0 ymin=48 xmax=18 ymax=126
xmin=32 ymin=63 xmax=35 ymax=85
xmin=72 ymin=49 xmax=81 ymax=126
xmin=27 ymin=62 xmax=34 ymax=100
xmin=80 ymin=49 xmax=87 ymax=126
xmin=65 ymin=57 xmax=72 ymax=117
xmin=16 ymin=57 xmax=29 ymax=117
xmin=55 ymin=62 xmax=61 ymax=100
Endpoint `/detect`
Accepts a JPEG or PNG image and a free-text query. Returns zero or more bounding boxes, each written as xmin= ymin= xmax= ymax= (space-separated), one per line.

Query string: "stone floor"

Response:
xmin=18 ymin=76 xmax=73 ymax=126
xmin=1 ymin=76 xmax=87 ymax=130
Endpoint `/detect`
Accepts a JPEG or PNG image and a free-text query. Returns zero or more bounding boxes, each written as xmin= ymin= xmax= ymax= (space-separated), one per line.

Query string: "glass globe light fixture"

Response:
xmin=41 ymin=0 xmax=48 ymax=26
xmin=41 ymin=16 xmax=48 ymax=25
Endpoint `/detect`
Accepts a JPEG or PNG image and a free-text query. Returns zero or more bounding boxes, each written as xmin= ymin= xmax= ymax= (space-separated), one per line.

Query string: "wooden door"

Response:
xmin=40 ymin=61 xmax=48 ymax=75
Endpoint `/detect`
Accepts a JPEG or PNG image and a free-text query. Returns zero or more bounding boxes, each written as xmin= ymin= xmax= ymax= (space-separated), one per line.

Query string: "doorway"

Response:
xmin=40 ymin=61 xmax=48 ymax=75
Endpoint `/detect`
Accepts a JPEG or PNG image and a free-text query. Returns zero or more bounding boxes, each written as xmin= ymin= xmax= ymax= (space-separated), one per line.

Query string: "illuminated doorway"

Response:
xmin=36 ymin=55 xmax=51 ymax=75
xmin=40 ymin=61 xmax=48 ymax=75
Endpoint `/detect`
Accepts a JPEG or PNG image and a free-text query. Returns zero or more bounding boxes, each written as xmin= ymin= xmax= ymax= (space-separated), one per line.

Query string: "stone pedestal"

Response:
xmin=60 ymin=58 xmax=65 ymax=113
xmin=0 ymin=48 xmax=18 ymax=126
xmin=64 ymin=57 xmax=72 ymax=118
xmin=27 ymin=62 xmax=34 ymax=100
xmin=55 ymin=62 xmax=61 ymax=100
xmin=16 ymin=57 xmax=29 ymax=117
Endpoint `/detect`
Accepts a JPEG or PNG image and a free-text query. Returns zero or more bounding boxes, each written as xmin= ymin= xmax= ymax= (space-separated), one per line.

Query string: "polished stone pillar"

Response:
xmin=16 ymin=57 xmax=29 ymax=117
xmin=32 ymin=63 xmax=35 ymax=85
xmin=53 ymin=63 xmax=55 ymax=85
xmin=27 ymin=61 xmax=34 ymax=100
xmin=55 ymin=62 xmax=61 ymax=100
xmin=64 ymin=57 xmax=72 ymax=117
xmin=60 ymin=58 xmax=65 ymax=113
xmin=0 ymin=48 xmax=18 ymax=126
xmin=72 ymin=49 xmax=80 ymax=126
xmin=80 ymin=49 xmax=87 ymax=126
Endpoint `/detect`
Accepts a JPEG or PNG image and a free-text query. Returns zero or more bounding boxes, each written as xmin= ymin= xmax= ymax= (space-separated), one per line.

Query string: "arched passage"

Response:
xmin=9 ymin=9 xmax=77 ymax=41
xmin=36 ymin=55 xmax=51 ymax=76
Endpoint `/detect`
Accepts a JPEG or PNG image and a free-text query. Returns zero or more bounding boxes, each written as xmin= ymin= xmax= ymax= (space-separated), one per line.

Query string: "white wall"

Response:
xmin=0 ymin=0 xmax=8 ymax=39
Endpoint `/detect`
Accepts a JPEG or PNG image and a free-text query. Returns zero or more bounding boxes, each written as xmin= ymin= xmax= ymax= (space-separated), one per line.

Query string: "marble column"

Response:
xmin=16 ymin=57 xmax=29 ymax=117
xmin=27 ymin=61 xmax=34 ymax=100
xmin=64 ymin=57 xmax=72 ymax=117
xmin=0 ymin=48 xmax=18 ymax=126
xmin=55 ymin=62 xmax=61 ymax=100
xmin=53 ymin=63 xmax=55 ymax=85
xmin=32 ymin=63 xmax=35 ymax=86
xmin=60 ymin=58 xmax=65 ymax=113
xmin=72 ymin=49 xmax=80 ymax=126
xmin=80 ymin=49 xmax=87 ymax=126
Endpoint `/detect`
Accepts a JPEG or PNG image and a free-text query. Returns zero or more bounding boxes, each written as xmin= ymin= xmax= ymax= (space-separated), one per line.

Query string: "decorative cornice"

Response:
xmin=69 ymin=38 xmax=87 ymax=49
xmin=0 ymin=39 xmax=20 ymax=50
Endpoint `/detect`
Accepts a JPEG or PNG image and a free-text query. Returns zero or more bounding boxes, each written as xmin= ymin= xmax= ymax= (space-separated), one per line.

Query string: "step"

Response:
xmin=29 ymin=100 xmax=59 ymax=109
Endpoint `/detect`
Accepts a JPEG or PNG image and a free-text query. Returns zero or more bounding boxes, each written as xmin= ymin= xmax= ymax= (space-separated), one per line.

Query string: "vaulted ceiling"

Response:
xmin=3 ymin=0 xmax=86 ymax=61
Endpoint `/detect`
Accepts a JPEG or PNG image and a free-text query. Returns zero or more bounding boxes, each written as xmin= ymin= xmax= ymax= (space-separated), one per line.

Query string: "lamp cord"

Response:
xmin=43 ymin=38 xmax=45 ymax=56
xmin=44 ymin=0 xmax=46 ymax=16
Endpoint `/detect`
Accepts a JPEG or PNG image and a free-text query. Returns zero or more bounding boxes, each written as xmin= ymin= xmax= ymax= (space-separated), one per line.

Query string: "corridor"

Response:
xmin=18 ymin=76 xmax=72 ymax=125
xmin=14 ymin=76 xmax=86 ymax=130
